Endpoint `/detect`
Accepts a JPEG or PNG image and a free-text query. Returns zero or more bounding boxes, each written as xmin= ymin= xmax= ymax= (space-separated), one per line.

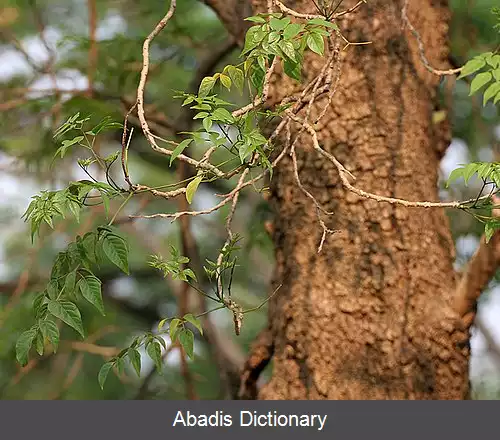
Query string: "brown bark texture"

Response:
xmin=236 ymin=0 xmax=472 ymax=400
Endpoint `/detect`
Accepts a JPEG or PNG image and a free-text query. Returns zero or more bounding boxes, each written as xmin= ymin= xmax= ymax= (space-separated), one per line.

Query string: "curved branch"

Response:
xmin=454 ymin=232 xmax=500 ymax=322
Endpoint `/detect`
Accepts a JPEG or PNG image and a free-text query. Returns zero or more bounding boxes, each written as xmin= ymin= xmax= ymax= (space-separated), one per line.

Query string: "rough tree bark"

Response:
xmin=214 ymin=0 xmax=472 ymax=399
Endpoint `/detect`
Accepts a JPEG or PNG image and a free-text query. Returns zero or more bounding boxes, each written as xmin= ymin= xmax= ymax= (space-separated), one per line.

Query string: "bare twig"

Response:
xmin=402 ymin=0 xmax=462 ymax=76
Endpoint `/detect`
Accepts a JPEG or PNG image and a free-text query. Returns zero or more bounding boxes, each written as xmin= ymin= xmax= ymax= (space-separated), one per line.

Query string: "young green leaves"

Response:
xmin=186 ymin=175 xmax=203 ymax=205
xmin=15 ymin=227 xmax=129 ymax=368
xmin=16 ymin=326 xmax=40 ymax=366
xmin=22 ymin=181 xmax=120 ymax=242
xmin=446 ymin=162 xmax=500 ymax=188
xmin=242 ymin=13 xmax=338 ymax=84
xmin=447 ymin=162 xmax=500 ymax=243
xmin=159 ymin=313 xmax=202 ymax=361
xmin=97 ymin=312 xmax=204 ymax=390
xmin=458 ymin=52 xmax=500 ymax=106
xmin=170 ymin=13 xmax=341 ymax=179
xmin=197 ymin=67 xmax=245 ymax=98
xmin=53 ymin=114 xmax=123 ymax=162
xmin=149 ymin=247 xmax=197 ymax=283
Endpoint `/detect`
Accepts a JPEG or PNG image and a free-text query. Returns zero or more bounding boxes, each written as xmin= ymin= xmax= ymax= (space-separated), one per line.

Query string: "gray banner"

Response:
xmin=0 ymin=401 xmax=494 ymax=439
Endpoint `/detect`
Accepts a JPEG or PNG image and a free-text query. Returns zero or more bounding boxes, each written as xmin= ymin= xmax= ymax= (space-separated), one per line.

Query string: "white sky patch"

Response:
xmin=0 ymin=48 xmax=33 ymax=79
xmin=478 ymin=146 xmax=494 ymax=163
xmin=471 ymin=288 xmax=500 ymax=380
xmin=456 ymin=234 xmax=480 ymax=259
xmin=96 ymin=13 xmax=127 ymax=40
xmin=28 ymin=70 xmax=88 ymax=98
xmin=440 ymin=138 xmax=470 ymax=179
xmin=495 ymin=125 xmax=500 ymax=141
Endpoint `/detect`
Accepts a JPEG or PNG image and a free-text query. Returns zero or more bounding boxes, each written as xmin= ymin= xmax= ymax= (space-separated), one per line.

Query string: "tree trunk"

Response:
xmin=235 ymin=0 xmax=472 ymax=400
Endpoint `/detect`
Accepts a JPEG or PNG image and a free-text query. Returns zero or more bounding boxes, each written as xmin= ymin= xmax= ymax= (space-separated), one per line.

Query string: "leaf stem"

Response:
xmin=108 ymin=191 xmax=134 ymax=226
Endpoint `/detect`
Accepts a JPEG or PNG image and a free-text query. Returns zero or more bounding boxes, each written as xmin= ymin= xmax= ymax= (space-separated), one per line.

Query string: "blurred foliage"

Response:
xmin=0 ymin=0 xmax=499 ymax=399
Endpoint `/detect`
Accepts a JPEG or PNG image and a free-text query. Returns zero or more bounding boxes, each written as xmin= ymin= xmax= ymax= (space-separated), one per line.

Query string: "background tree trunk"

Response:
xmin=237 ymin=0 xmax=472 ymax=400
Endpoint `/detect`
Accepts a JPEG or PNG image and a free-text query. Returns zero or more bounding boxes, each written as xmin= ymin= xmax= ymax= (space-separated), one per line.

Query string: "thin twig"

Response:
xmin=402 ymin=0 xmax=462 ymax=76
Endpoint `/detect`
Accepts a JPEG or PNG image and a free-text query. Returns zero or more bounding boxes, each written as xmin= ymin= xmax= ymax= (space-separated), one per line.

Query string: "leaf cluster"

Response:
xmin=15 ymin=227 xmax=130 ymax=367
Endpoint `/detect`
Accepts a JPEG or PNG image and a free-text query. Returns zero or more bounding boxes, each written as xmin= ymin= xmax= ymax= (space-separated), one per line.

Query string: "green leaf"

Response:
xmin=227 ymin=66 xmax=244 ymax=93
xmin=98 ymin=362 xmax=113 ymax=390
xmin=306 ymin=32 xmax=324 ymax=55
xmin=169 ymin=318 xmax=182 ymax=342
xmin=469 ymin=71 xmax=492 ymax=95
xmin=128 ymin=348 xmax=141 ymax=377
xmin=311 ymin=27 xmax=330 ymax=37
xmin=35 ymin=331 xmax=44 ymax=356
xmin=102 ymin=234 xmax=129 ymax=274
xmin=220 ymin=74 xmax=231 ymax=90
xmin=39 ymin=320 xmax=60 ymax=353
xmin=183 ymin=314 xmax=203 ymax=335
xmin=256 ymin=144 xmax=273 ymax=177
xmin=16 ymin=327 xmax=38 ymax=366
xmin=170 ymin=139 xmax=192 ymax=166
xmin=458 ymin=57 xmax=486 ymax=79
xmin=63 ymin=269 xmax=77 ymax=297
xmin=54 ymin=112 xmax=80 ymax=138
xmin=146 ymin=341 xmax=163 ymax=372
xmin=203 ymin=117 xmax=213 ymax=132
xmin=446 ymin=167 xmax=464 ymax=188
xmin=476 ymin=162 xmax=492 ymax=180
xmin=158 ymin=318 xmax=168 ymax=331
xmin=193 ymin=112 xmax=209 ymax=120
xmin=486 ymin=54 xmax=500 ymax=68
xmin=183 ymin=268 xmax=197 ymax=282
xmin=463 ymin=163 xmax=481 ymax=185
xmin=257 ymin=55 xmax=266 ymax=71
xmin=198 ymin=76 xmax=217 ymax=98
xmin=178 ymin=329 xmax=195 ymax=359
xmin=241 ymin=26 xmax=261 ymax=55
xmin=212 ymin=108 xmax=234 ymax=123
xmin=284 ymin=23 xmax=302 ymax=40
xmin=82 ymin=232 xmax=99 ymax=264
xmin=245 ymin=15 xmax=266 ymax=23
xmin=53 ymin=135 xmax=84 ymax=161
xmin=279 ymin=40 xmax=296 ymax=61
xmin=153 ymin=336 xmax=166 ymax=352
xmin=239 ymin=140 xmax=256 ymax=163
xmin=483 ymin=82 xmax=500 ymax=106
xmin=62 ymin=136 xmax=84 ymax=148
xmin=308 ymin=18 xmax=339 ymax=29
xmin=270 ymin=17 xmax=290 ymax=31
xmin=115 ymin=357 xmax=125 ymax=375
xmin=248 ymin=130 xmax=267 ymax=146
xmin=87 ymin=117 xmax=123 ymax=136
xmin=283 ymin=58 xmax=301 ymax=81
xmin=77 ymin=275 xmax=105 ymax=315
xmin=182 ymin=96 xmax=195 ymax=106
xmin=33 ymin=293 xmax=47 ymax=317
xmin=46 ymin=279 xmax=59 ymax=300
xmin=494 ymin=90 xmax=500 ymax=105
xmin=48 ymin=300 xmax=85 ymax=338
xmin=485 ymin=220 xmax=500 ymax=243
xmin=186 ymin=175 xmax=203 ymax=204
xmin=268 ymin=31 xmax=280 ymax=44
xmin=66 ymin=198 xmax=81 ymax=223
xmin=250 ymin=66 xmax=265 ymax=94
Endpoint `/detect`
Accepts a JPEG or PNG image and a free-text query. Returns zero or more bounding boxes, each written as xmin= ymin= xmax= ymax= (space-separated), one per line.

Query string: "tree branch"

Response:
xmin=201 ymin=0 xmax=252 ymax=44
xmin=454 ymin=232 xmax=500 ymax=324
